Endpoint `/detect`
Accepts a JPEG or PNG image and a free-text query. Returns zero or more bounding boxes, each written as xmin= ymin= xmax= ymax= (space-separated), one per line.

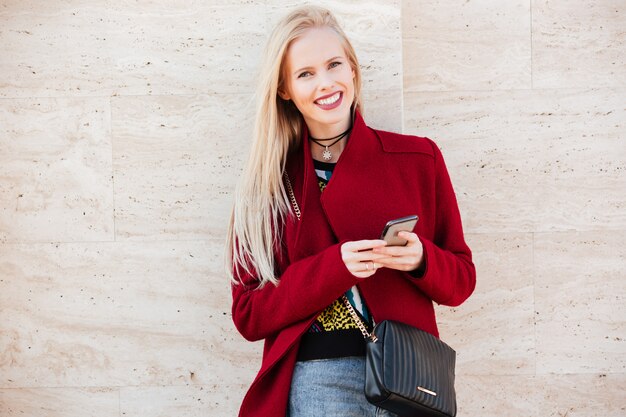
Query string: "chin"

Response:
xmin=316 ymin=106 xmax=351 ymax=123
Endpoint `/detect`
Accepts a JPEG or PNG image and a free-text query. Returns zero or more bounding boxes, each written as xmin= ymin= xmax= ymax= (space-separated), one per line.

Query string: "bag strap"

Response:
xmin=283 ymin=172 xmax=378 ymax=342
xmin=341 ymin=295 xmax=378 ymax=342
xmin=283 ymin=172 xmax=301 ymax=221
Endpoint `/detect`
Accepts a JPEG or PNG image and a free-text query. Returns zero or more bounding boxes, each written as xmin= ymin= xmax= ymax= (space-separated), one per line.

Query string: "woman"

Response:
xmin=226 ymin=6 xmax=476 ymax=417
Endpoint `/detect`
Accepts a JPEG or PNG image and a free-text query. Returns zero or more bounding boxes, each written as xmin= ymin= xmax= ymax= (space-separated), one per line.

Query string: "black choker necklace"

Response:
xmin=309 ymin=127 xmax=352 ymax=161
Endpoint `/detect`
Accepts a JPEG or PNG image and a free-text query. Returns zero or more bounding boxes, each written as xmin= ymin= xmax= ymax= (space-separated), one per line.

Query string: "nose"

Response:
xmin=318 ymin=69 xmax=335 ymax=90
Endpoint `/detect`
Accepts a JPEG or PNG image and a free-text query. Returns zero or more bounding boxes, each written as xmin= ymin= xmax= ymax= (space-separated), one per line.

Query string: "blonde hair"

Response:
xmin=226 ymin=5 xmax=363 ymax=288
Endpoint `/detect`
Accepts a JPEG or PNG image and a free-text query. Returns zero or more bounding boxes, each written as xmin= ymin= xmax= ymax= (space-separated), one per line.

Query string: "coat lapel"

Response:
xmin=321 ymin=111 xmax=420 ymax=242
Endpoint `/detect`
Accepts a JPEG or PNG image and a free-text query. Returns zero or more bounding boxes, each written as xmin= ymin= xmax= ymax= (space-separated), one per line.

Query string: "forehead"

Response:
xmin=285 ymin=27 xmax=347 ymax=70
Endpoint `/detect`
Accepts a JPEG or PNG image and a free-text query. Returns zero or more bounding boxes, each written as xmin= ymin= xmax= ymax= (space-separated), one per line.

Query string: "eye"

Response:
xmin=297 ymin=71 xmax=312 ymax=79
xmin=329 ymin=61 xmax=342 ymax=69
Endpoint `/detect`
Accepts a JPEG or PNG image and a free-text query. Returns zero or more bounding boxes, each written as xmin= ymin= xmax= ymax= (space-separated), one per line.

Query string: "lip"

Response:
xmin=314 ymin=91 xmax=343 ymax=110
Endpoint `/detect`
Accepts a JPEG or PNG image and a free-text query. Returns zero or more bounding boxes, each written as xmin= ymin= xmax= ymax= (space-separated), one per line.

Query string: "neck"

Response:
xmin=308 ymin=127 xmax=351 ymax=163
xmin=306 ymin=115 xmax=352 ymax=140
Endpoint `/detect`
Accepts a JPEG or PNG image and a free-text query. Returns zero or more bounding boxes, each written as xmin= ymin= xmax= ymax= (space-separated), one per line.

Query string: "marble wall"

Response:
xmin=0 ymin=1 xmax=623 ymax=416
xmin=402 ymin=1 xmax=625 ymax=416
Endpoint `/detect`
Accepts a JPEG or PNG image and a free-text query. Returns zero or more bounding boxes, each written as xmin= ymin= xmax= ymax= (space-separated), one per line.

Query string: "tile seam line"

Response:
xmin=110 ymin=95 xmax=117 ymax=243
xmin=532 ymin=230 xmax=537 ymax=378
xmin=6 ymin=231 xmax=626 ymax=245
xmin=464 ymin=229 xmax=626 ymax=236
xmin=457 ymin=370 xmax=626 ymax=377
xmin=0 ymin=238 xmax=226 ymax=245
xmin=403 ymin=86 xmax=626 ymax=94
xmin=530 ymin=0 xmax=534 ymax=90
xmin=3 ymin=371 xmax=623 ymax=390
xmin=0 ymin=383 xmax=240 ymax=390
xmin=0 ymin=92 xmax=253 ymax=101
xmin=2 ymin=229 xmax=625 ymax=244
xmin=399 ymin=0 xmax=405 ymax=135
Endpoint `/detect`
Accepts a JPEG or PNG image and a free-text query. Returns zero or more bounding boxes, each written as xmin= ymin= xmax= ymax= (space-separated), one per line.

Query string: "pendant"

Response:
xmin=322 ymin=147 xmax=332 ymax=161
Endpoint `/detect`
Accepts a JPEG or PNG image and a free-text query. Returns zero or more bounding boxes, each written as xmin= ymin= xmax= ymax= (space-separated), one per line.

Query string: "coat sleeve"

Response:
xmin=231 ymin=242 xmax=359 ymax=342
xmin=407 ymin=141 xmax=476 ymax=306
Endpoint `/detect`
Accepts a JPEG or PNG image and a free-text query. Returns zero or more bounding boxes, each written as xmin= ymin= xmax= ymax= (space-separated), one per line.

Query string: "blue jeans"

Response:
xmin=287 ymin=356 xmax=399 ymax=417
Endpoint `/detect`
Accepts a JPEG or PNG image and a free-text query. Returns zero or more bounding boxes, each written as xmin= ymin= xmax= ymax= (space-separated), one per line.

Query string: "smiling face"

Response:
xmin=279 ymin=27 xmax=356 ymax=138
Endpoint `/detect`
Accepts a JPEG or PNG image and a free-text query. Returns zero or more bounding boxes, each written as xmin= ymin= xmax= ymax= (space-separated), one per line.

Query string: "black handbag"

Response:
xmin=284 ymin=172 xmax=457 ymax=416
xmin=342 ymin=295 xmax=457 ymax=417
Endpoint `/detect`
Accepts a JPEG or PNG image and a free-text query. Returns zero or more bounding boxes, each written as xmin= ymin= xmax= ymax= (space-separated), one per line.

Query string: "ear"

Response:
xmin=277 ymin=88 xmax=291 ymax=101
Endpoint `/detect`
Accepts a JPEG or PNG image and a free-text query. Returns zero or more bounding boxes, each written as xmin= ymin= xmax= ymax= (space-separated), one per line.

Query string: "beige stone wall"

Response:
xmin=0 ymin=1 xmax=623 ymax=416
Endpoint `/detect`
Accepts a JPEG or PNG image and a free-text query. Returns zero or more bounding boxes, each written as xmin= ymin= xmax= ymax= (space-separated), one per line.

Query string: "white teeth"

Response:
xmin=317 ymin=92 xmax=340 ymax=105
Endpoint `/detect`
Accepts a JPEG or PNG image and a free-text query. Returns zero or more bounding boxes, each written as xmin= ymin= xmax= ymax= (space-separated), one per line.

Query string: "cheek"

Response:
xmin=342 ymin=68 xmax=355 ymax=88
xmin=292 ymin=83 xmax=314 ymax=104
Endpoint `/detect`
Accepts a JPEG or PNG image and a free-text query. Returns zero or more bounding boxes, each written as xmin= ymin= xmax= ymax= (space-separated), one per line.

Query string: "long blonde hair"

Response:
xmin=226 ymin=5 xmax=363 ymax=287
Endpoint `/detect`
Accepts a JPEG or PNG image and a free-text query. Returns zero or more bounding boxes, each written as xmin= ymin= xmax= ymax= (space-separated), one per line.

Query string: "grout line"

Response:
xmin=399 ymin=0 xmax=405 ymax=134
xmin=0 ymin=92 xmax=252 ymax=101
xmin=110 ymin=95 xmax=117 ymax=243
xmin=464 ymin=229 xmax=626 ymax=237
xmin=530 ymin=0 xmax=534 ymax=90
xmin=0 ymin=237 xmax=227 ymax=245
xmin=0 ymin=383 xmax=234 ymax=390
xmin=2 ymin=372 xmax=620 ymax=391
xmin=1 ymin=230 xmax=620 ymax=246
xmin=457 ymin=370 xmax=626 ymax=377
xmin=532 ymin=231 xmax=538 ymax=378
xmin=402 ymin=85 xmax=626 ymax=94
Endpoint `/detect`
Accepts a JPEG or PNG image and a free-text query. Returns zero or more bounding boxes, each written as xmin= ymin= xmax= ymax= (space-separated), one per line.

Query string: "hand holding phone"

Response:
xmin=381 ymin=215 xmax=419 ymax=246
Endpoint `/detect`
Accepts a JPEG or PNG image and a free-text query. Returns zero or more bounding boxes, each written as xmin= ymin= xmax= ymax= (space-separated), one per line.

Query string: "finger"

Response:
xmin=373 ymin=245 xmax=422 ymax=257
xmin=347 ymin=251 xmax=389 ymax=263
xmin=398 ymin=231 xmax=419 ymax=243
xmin=372 ymin=246 xmax=410 ymax=256
xmin=359 ymin=261 xmax=379 ymax=272
xmin=374 ymin=257 xmax=399 ymax=266
xmin=346 ymin=263 xmax=377 ymax=278
xmin=344 ymin=239 xmax=387 ymax=252
xmin=375 ymin=257 xmax=419 ymax=271
xmin=373 ymin=235 xmax=421 ymax=255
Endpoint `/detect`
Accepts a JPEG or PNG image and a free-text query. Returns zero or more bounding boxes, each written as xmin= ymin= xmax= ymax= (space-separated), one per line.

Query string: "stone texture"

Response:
xmin=537 ymin=373 xmax=626 ymax=417
xmin=0 ymin=2 xmax=267 ymax=98
xmin=403 ymin=88 xmax=626 ymax=233
xmin=104 ymin=2 xmax=267 ymax=96
xmin=532 ymin=0 xmax=626 ymax=89
xmin=455 ymin=375 xmax=540 ymax=417
xmin=436 ymin=233 xmax=535 ymax=376
xmin=111 ymin=93 xmax=252 ymax=241
xmin=0 ymin=2 xmax=114 ymax=98
xmin=402 ymin=0 xmax=531 ymax=91
xmin=0 ymin=240 xmax=261 ymax=388
xmin=0 ymin=387 xmax=119 ymax=417
xmin=534 ymin=231 xmax=626 ymax=375
xmin=0 ymin=97 xmax=114 ymax=243
xmin=361 ymin=89 xmax=403 ymax=133
xmin=119 ymin=384 xmax=245 ymax=417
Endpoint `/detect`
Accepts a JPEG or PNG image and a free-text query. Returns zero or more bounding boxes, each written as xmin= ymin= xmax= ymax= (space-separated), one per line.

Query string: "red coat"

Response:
xmin=231 ymin=111 xmax=476 ymax=417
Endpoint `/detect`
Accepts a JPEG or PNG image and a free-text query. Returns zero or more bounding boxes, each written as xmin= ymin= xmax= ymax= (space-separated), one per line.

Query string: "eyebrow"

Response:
xmin=293 ymin=56 xmax=344 ymax=75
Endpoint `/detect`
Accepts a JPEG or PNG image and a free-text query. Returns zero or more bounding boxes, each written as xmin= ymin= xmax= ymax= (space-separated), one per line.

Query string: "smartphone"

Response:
xmin=381 ymin=215 xmax=419 ymax=246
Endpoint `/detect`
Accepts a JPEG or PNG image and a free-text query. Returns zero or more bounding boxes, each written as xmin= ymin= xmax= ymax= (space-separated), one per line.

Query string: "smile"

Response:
xmin=316 ymin=92 xmax=341 ymax=105
xmin=314 ymin=92 xmax=343 ymax=110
